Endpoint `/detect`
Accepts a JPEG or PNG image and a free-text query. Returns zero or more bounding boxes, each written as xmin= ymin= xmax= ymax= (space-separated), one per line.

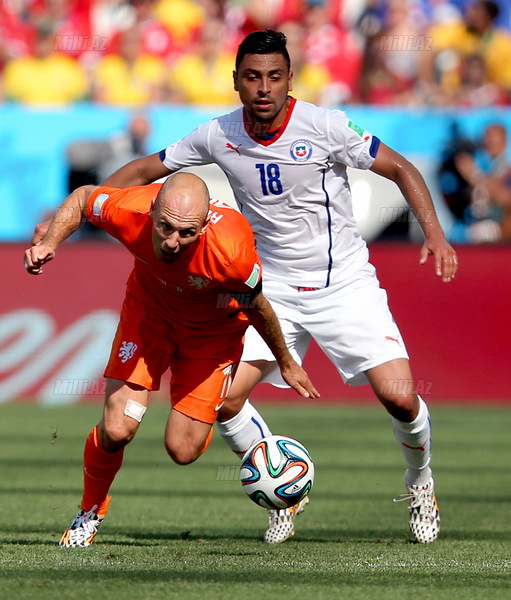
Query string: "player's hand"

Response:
xmin=419 ymin=236 xmax=458 ymax=282
xmin=280 ymin=361 xmax=320 ymax=399
xmin=31 ymin=219 xmax=51 ymax=245
xmin=23 ymin=244 xmax=55 ymax=275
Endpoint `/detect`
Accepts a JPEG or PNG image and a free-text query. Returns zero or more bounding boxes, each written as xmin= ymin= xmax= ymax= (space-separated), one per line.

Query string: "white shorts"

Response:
xmin=242 ymin=263 xmax=409 ymax=387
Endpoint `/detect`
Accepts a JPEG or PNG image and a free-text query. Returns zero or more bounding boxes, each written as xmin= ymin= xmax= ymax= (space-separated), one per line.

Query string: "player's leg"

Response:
xmin=59 ymin=378 xmax=150 ymax=548
xmin=60 ymin=293 xmax=169 ymax=548
xmin=365 ymin=359 xmax=431 ymax=485
xmin=300 ymin=270 xmax=439 ymax=542
xmin=365 ymin=359 xmax=439 ymax=543
xmin=217 ymin=282 xmax=311 ymax=543
xmin=167 ymin=330 xmax=250 ymax=463
xmin=216 ymin=359 xmax=274 ymax=456
xmin=164 ymin=408 xmax=214 ymax=465
xmin=217 ymin=355 xmax=310 ymax=544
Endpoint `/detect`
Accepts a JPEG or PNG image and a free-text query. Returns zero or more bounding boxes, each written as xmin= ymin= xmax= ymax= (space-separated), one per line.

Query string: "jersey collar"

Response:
xmin=243 ymin=96 xmax=297 ymax=146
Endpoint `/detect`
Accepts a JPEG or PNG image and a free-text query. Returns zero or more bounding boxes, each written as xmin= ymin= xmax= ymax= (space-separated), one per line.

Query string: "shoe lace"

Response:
xmin=393 ymin=486 xmax=434 ymax=513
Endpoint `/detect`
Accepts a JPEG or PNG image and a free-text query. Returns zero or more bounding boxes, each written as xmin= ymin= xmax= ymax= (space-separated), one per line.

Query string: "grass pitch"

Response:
xmin=0 ymin=402 xmax=509 ymax=600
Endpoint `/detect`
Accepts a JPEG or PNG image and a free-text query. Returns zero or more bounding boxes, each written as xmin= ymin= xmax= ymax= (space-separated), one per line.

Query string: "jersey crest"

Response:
xmin=188 ymin=275 xmax=210 ymax=289
xmin=290 ymin=139 xmax=313 ymax=162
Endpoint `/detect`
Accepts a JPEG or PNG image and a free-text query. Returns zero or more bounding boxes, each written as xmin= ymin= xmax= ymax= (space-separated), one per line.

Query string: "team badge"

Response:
xmin=188 ymin=275 xmax=210 ymax=289
xmin=290 ymin=139 xmax=313 ymax=162
xmin=118 ymin=341 xmax=138 ymax=363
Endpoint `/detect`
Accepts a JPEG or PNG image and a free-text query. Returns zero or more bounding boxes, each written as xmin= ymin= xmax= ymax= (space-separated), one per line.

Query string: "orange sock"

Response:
xmin=81 ymin=425 xmax=124 ymax=516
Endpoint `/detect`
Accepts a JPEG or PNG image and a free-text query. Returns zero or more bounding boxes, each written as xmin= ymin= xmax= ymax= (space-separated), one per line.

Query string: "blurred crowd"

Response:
xmin=1 ymin=0 xmax=511 ymax=107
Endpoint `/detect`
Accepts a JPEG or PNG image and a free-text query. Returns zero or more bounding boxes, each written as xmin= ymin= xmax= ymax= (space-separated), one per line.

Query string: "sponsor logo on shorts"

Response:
xmin=119 ymin=341 xmax=138 ymax=363
xmin=290 ymin=139 xmax=313 ymax=162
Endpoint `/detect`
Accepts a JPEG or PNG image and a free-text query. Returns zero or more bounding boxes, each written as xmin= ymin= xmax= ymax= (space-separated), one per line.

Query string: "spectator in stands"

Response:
xmin=0 ymin=2 xmax=34 ymax=71
xmin=66 ymin=113 xmax=151 ymax=239
xmin=106 ymin=0 xmax=178 ymax=61
xmin=92 ymin=25 xmax=167 ymax=104
xmin=279 ymin=20 xmax=332 ymax=105
xmin=153 ymin=0 xmax=204 ymax=53
xmin=356 ymin=32 xmax=419 ymax=105
xmin=2 ymin=22 xmax=88 ymax=105
xmin=454 ymin=123 xmax=511 ymax=242
xmin=66 ymin=112 xmax=151 ymax=188
xmin=302 ymin=0 xmax=362 ymax=103
xmin=355 ymin=0 xmax=423 ymax=105
xmin=418 ymin=0 xmax=511 ymax=104
xmin=167 ymin=17 xmax=238 ymax=105
xmin=27 ymin=0 xmax=93 ymax=61
xmin=452 ymin=53 xmax=510 ymax=106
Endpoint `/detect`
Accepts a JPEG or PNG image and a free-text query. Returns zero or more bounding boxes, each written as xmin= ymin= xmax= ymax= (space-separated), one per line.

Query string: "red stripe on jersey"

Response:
xmin=243 ymin=97 xmax=297 ymax=147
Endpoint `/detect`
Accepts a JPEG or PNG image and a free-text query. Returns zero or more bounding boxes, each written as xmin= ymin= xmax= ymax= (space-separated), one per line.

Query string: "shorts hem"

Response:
xmin=172 ymin=403 xmax=216 ymax=425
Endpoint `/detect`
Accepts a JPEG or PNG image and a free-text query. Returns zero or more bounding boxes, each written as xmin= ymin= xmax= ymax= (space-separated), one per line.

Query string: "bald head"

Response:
xmin=155 ymin=172 xmax=210 ymax=220
xmin=152 ymin=173 xmax=211 ymax=262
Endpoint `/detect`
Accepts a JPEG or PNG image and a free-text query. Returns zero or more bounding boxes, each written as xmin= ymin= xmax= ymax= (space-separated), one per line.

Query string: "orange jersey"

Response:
xmin=86 ymin=185 xmax=262 ymax=331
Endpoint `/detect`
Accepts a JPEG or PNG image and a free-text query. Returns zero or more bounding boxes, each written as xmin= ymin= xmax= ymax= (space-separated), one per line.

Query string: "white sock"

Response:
xmin=391 ymin=396 xmax=432 ymax=487
xmin=216 ymin=400 xmax=272 ymax=458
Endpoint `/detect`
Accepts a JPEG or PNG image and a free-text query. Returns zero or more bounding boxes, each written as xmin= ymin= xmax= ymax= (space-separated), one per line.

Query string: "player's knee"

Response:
xmin=100 ymin=421 xmax=137 ymax=451
xmin=379 ymin=392 xmax=419 ymax=422
xmin=165 ymin=440 xmax=200 ymax=465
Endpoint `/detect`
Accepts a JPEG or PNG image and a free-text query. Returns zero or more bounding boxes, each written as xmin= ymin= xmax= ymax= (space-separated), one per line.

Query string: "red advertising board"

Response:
xmin=2 ymin=243 xmax=510 ymax=404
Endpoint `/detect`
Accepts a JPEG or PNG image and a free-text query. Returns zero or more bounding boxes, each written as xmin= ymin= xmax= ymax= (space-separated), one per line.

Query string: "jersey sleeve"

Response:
xmin=220 ymin=213 xmax=263 ymax=294
xmin=159 ymin=121 xmax=215 ymax=170
xmin=85 ymin=185 xmax=155 ymax=242
xmin=326 ymin=109 xmax=380 ymax=170
xmin=86 ymin=186 xmax=125 ymax=230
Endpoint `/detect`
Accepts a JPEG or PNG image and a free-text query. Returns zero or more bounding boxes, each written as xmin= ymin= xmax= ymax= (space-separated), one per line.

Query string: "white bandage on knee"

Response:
xmin=124 ymin=399 xmax=147 ymax=423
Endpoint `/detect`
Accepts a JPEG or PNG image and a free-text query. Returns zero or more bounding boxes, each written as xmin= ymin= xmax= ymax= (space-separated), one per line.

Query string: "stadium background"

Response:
xmin=1 ymin=0 xmax=511 ymax=406
xmin=2 ymin=106 xmax=510 ymax=405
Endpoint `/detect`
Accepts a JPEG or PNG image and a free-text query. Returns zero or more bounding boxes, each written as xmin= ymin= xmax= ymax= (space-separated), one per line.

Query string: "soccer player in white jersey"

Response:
xmin=101 ymin=30 xmax=458 ymax=545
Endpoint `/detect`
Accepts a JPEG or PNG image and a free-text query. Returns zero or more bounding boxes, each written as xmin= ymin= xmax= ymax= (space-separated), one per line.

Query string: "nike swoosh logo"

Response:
xmin=214 ymin=402 xmax=225 ymax=412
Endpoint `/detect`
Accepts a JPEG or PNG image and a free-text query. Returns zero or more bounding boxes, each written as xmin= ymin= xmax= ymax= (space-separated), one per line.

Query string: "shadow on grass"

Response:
xmin=1 ymin=524 xmax=510 ymax=548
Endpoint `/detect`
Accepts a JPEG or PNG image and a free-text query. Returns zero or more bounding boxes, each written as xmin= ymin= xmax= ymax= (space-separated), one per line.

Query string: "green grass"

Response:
xmin=0 ymin=403 xmax=509 ymax=600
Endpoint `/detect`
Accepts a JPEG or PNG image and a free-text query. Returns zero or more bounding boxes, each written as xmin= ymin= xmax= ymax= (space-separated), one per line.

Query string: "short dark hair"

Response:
xmin=235 ymin=30 xmax=290 ymax=71
xmin=478 ymin=0 xmax=500 ymax=21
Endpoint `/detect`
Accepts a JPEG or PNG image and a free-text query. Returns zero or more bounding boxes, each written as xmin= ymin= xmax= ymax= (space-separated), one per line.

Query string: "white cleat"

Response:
xmin=264 ymin=496 xmax=309 ymax=544
xmin=59 ymin=504 xmax=106 ymax=548
xmin=394 ymin=477 xmax=440 ymax=543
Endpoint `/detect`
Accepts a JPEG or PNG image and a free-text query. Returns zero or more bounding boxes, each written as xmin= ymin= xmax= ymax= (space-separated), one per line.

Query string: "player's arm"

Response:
xmin=102 ymin=152 xmax=172 ymax=187
xmin=245 ymin=289 xmax=320 ymax=399
xmin=370 ymin=142 xmax=458 ymax=282
xmin=31 ymin=153 xmax=171 ymax=245
xmin=24 ymin=185 xmax=96 ymax=275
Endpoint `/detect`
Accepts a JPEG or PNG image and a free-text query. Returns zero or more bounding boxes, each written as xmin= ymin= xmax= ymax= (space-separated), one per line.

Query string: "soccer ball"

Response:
xmin=240 ymin=435 xmax=314 ymax=510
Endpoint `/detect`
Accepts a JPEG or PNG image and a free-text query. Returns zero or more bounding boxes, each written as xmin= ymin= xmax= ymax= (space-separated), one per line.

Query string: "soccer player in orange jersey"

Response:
xmin=24 ymin=172 xmax=318 ymax=548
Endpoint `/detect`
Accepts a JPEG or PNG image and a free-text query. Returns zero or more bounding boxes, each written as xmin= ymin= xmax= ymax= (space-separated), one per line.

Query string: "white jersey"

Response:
xmin=161 ymin=98 xmax=380 ymax=287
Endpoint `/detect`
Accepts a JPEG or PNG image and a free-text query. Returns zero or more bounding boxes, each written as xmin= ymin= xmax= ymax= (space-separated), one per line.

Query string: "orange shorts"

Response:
xmin=104 ymin=291 xmax=245 ymax=424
